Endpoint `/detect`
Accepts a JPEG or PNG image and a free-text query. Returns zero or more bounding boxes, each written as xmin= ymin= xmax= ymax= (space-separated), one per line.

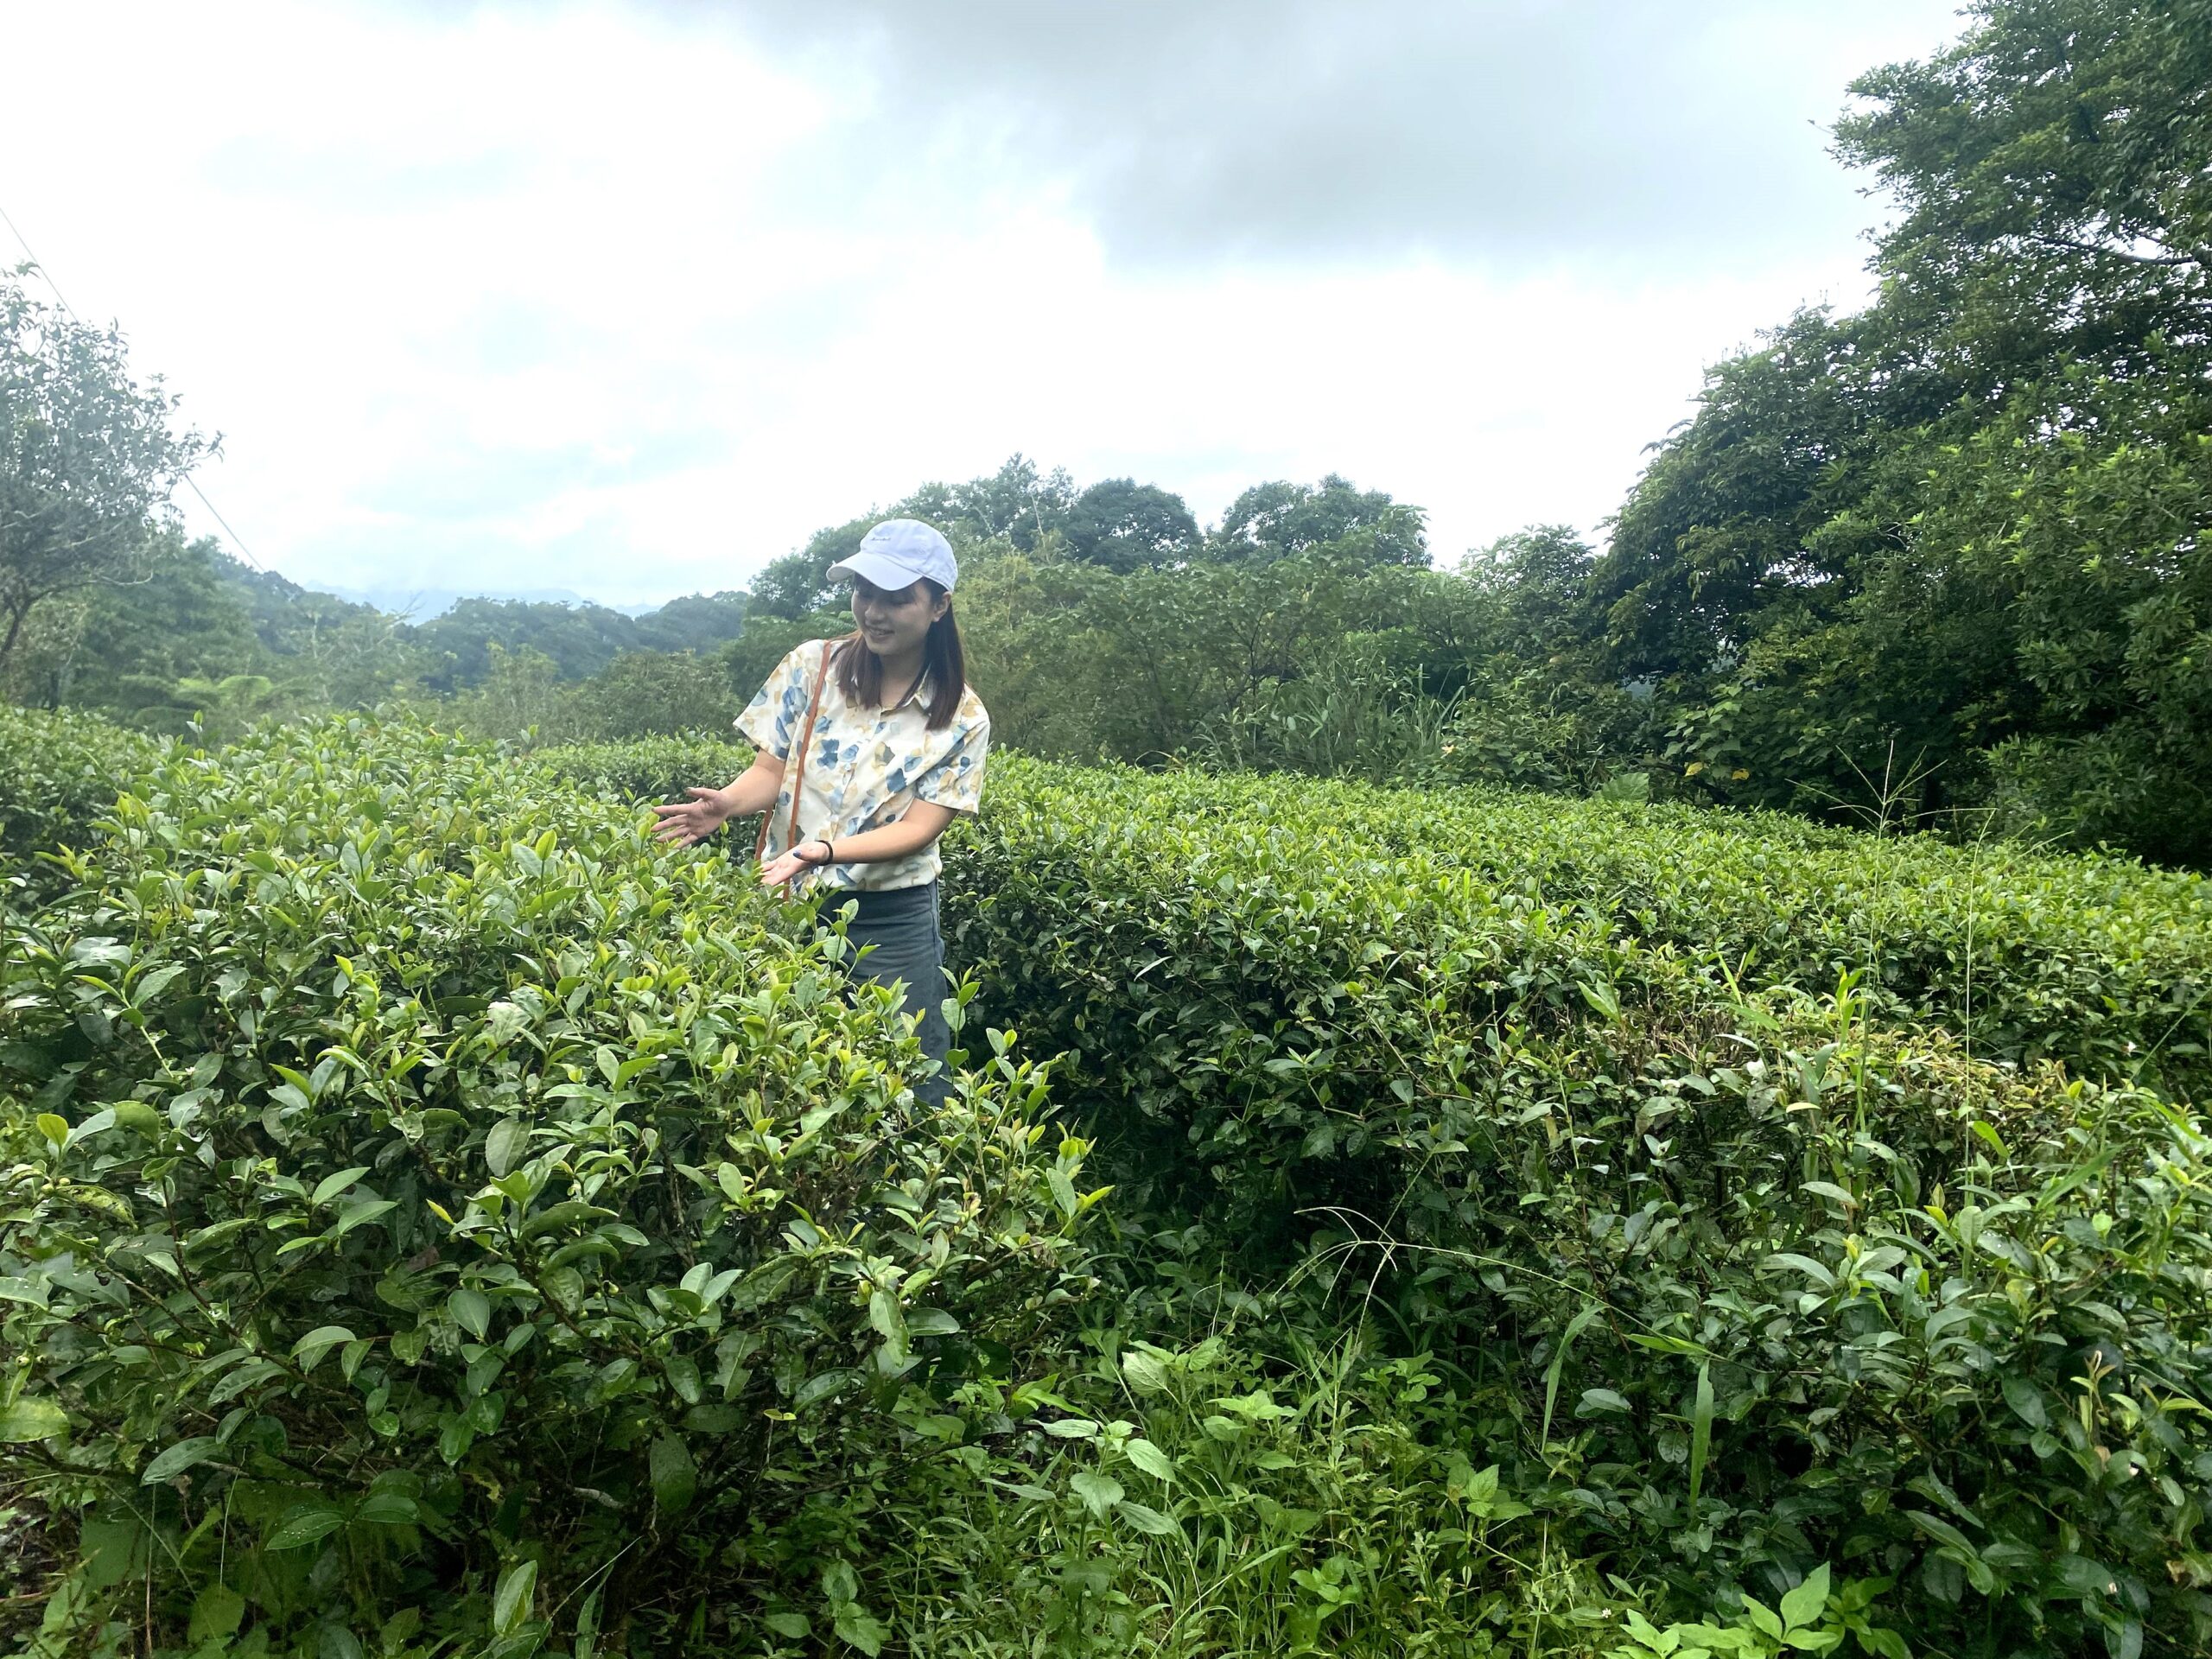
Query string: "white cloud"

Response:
xmin=0 ymin=0 xmax=1964 ymax=607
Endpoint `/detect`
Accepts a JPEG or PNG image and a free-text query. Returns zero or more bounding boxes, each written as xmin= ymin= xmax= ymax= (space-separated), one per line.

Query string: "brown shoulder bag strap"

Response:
xmin=756 ymin=637 xmax=840 ymax=874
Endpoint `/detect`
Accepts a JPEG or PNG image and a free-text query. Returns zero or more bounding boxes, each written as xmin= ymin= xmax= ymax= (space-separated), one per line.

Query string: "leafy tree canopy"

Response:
xmin=1059 ymin=478 xmax=1201 ymax=572
xmin=0 ymin=270 xmax=207 ymax=667
xmin=1210 ymin=474 xmax=1428 ymax=567
xmin=1581 ymin=0 xmax=2212 ymax=860
xmin=1836 ymin=0 xmax=2212 ymax=390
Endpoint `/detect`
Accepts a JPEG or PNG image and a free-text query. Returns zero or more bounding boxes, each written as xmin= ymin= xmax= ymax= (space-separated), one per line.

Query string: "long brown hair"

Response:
xmin=834 ymin=580 xmax=967 ymax=731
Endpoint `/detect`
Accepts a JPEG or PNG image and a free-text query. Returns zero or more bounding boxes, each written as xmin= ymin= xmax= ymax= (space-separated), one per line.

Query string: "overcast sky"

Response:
xmin=3 ymin=0 xmax=1967 ymax=609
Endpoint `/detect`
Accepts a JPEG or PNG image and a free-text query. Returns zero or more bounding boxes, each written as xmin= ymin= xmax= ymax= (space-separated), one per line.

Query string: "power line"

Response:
xmin=1 ymin=198 xmax=268 ymax=572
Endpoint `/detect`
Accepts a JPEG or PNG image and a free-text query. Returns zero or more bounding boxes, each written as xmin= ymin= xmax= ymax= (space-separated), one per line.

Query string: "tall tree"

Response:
xmin=744 ymin=516 xmax=871 ymax=621
xmin=1837 ymin=0 xmax=2212 ymax=393
xmin=1209 ymin=474 xmax=1428 ymax=567
xmin=1059 ymin=478 xmax=1200 ymax=572
xmin=11 ymin=531 xmax=255 ymax=713
xmin=1581 ymin=0 xmax=2212 ymax=858
xmin=942 ymin=454 xmax=1075 ymax=550
xmin=1 ymin=271 xmax=208 ymax=669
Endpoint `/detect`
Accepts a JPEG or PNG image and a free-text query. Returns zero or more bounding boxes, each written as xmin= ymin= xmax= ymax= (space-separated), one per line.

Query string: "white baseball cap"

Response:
xmin=825 ymin=518 xmax=958 ymax=594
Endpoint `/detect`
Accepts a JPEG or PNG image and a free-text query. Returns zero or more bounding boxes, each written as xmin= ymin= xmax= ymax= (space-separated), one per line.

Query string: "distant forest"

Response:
xmin=0 ymin=537 xmax=751 ymax=711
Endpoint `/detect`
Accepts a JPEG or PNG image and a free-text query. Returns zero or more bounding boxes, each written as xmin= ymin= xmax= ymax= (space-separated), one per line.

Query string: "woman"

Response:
xmin=652 ymin=518 xmax=988 ymax=1103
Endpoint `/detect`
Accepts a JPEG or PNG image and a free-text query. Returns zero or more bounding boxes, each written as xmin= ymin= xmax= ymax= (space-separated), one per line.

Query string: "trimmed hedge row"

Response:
xmin=1129 ymin=763 xmax=2212 ymax=1089
xmin=537 ymin=740 xmax=2212 ymax=1102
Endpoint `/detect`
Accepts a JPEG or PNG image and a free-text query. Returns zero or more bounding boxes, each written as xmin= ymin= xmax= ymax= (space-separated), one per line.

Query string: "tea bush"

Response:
xmin=536 ymin=741 xmax=2212 ymax=1098
xmin=0 ymin=704 xmax=165 ymax=897
xmin=0 ymin=716 xmax=1096 ymax=1655
xmin=959 ymin=760 xmax=2209 ymax=1090
xmin=924 ymin=756 xmax=2212 ymax=1653
xmin=843 ymin=1016 xmax=2212 ymax=1656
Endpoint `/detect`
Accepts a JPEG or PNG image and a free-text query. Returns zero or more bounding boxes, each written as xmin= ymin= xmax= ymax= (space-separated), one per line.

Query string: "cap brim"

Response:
xmin=824 ymin=550 xmax=940 ymax=592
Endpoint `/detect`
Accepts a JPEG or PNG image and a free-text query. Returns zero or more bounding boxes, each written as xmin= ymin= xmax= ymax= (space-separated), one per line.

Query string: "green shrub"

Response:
xmin=1434 ymin=1020 xmax=2212 ymax=1657
xmin=0 ymin=716 xmax=1094 ymax=1655
xmin=1429 ymin=666 xmax=1647 ymax=797
xmin=0 ymin=704 xmax=163 ymax=893
xmin=992 ymin=1010 xmax=2208 ymax=1656
xmin=933 ymin=765 xmax=2212 ymax=1655
xmin=532 ymin=733 xmax=756 ymax=812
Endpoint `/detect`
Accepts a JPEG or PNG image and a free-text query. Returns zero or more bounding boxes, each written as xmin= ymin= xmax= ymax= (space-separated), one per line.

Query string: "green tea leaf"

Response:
xmin=486 ymin=1117 xmax=530 ymax=1178
xmin=650 ymin=1433 xmax=697 ymax=1512
xmin=1048 ymin=1165 xmax=1078 ymax=1218
xmin=450 ymin=1287 xmax=492 ymax=1340
xmin=332 ymin=1198 xmax=397 ymax=1237
xmin=265 ymin=1503 xmax=346 ymax=1550
xmin=664 ymin=1354 xmax=702 ymax=1405
xmin=290 ymin=1325 xmax=356 ymax=1372
xmin=493 ymin=1559 xmax=538 ymax=1636
xmin=358 ymin=1491 xmax=420 ymax=1525
xmin=142 ymin=1436 xmax=223 ymax=1483
xmin=518 ymin=1199 xmax=614 ymax=1240
xmin=0 ymin=1398 xmax=67 ymax=1442
xmin=2001 ymin=1376 xmax=2047 ymax=1429
xmin=868 ymin=1287 xmax=906 ymax=1346
xmin=310 ymin=1166 xmax=371 ymax=1208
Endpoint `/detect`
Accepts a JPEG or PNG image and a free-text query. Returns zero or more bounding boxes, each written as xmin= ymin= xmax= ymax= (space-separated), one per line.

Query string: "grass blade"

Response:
xmin=1687 ymin=1361 xmax=1715 ymax=1524
xmin=1541 ymin=1305 xmax=1600 ymax=1451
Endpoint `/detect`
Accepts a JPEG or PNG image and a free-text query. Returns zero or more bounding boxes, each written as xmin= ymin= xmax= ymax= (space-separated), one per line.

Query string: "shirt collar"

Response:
xmin=888 ymin=669 xmax=931 ymax=714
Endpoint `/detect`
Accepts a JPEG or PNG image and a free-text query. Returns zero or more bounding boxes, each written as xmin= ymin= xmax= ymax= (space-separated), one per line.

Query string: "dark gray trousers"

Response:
xmin=826 ymin=881 xmax=951 ymax=1104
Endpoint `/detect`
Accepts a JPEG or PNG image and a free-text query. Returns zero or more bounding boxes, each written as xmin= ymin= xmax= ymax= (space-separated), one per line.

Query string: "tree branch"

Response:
xmin=2026 ymin=230 xmax=2205 ymax=270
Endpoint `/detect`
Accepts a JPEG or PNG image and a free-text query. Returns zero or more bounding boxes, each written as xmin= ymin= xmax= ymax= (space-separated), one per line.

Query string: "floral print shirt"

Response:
xmin=736 ymin=638 xmax=990 ymax=894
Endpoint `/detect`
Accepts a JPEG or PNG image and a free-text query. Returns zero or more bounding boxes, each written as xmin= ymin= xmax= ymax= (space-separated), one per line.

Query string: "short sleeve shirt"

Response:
xmin=736 ymin=638 xmax=990 ymax=894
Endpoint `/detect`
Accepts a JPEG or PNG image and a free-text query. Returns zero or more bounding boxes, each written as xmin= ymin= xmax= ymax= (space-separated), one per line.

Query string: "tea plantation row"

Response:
xmin=550 ymin=738 xmax=2212 ymax=1103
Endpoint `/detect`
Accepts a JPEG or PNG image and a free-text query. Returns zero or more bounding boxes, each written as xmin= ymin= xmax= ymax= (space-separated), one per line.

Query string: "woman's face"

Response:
xmin=850 ymin=576 xmax=947 ymax=659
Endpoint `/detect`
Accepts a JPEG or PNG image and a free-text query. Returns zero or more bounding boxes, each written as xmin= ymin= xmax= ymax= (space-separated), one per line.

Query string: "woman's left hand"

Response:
xmin=759 ymin=841 xmax=829 ymax=888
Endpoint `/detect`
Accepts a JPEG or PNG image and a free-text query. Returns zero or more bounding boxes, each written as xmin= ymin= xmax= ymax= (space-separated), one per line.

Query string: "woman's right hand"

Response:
xmin=651 ymin=787 xmax=734 ymax=847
